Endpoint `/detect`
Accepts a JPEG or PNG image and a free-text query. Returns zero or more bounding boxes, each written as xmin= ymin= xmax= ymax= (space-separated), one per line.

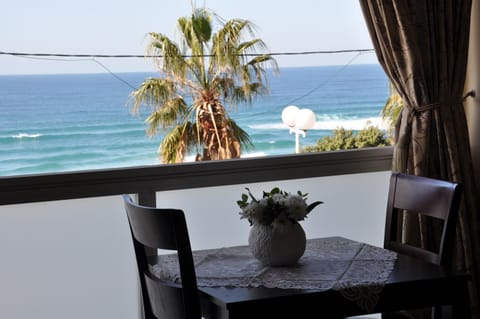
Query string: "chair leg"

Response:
xmin=432 ymin=305 xmax=451 ymax=319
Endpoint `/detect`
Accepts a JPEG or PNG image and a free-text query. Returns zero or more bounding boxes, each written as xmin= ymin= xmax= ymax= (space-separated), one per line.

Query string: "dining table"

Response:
xmin=153 ymin=236 xmax=470 ymax=319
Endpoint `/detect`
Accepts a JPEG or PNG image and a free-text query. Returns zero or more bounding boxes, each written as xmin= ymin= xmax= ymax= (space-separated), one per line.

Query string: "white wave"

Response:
xmin=249 ymin=116 xmax=387 ymax=131
xmin=242 ymin=152 xmax=267 ymax=158
xmin=12 ymin=133 xmax=42 ymax=139
xmin=314 ymin=117 xmax=387 ymax=130
xmin=249 ymin=123 xmax=288 ymax=130
xmin=184 ymin=151 xmax=267 ymax=162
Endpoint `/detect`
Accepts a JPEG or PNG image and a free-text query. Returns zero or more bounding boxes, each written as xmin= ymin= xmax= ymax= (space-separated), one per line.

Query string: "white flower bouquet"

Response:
xmin=237 ymin=187 xmax=323 ymax=228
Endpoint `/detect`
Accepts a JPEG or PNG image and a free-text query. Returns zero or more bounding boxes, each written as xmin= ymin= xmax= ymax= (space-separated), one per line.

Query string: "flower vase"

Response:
xmin=248 ymin=222 xmax=306 ymax=266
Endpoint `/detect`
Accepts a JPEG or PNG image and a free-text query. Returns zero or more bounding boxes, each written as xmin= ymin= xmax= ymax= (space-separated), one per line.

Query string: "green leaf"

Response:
xmin=245 ymin=187 xmax=258 ymax=202
xmin=270 ymin=187 xmax=280 ymax=194
xmin=306 ymin=201 xmax=323 ymax=214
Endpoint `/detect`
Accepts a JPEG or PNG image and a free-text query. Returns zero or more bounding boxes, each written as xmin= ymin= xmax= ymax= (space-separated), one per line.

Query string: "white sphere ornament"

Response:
xmin=281 ymin=105 xmax=299 ymax=127
xmin=295 ymin=108 xmax=316 ymax=130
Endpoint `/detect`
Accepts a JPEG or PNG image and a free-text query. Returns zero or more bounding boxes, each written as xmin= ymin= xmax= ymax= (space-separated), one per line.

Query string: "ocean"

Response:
xmin=0 ymin=64 xmax=389 ymax=176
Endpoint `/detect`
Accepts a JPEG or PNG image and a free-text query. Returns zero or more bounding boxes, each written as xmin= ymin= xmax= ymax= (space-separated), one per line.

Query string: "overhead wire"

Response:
xmin=284 ymin=52 xmax=365 ymax=106
xmin=91 ymin=59 xmax=137 ymax=90
xmin=1 ymin=48 xmax=377 ymax=103
xmin=0 ymin=49 xmax=374 ymax=58
xmin=9 ymin=53 xmax=139 ymax=89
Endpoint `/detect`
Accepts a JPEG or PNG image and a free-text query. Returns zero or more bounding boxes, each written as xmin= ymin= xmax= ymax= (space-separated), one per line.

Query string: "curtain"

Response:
xmin=359 ymin=0 xmax=480 ymax=318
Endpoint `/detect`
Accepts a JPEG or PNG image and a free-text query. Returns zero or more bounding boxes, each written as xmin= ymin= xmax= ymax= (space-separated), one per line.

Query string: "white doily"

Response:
xmin=152 ymin=237 xmax=397 ymax=312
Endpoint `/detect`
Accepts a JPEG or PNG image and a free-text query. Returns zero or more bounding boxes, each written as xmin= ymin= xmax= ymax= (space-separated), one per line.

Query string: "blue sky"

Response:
xmin=0 ymin=0 xmax=378 ymax=75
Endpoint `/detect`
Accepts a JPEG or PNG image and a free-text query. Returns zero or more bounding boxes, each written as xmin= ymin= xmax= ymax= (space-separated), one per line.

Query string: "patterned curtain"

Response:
xmin=359 ymin=0 xmax=480 ymax=317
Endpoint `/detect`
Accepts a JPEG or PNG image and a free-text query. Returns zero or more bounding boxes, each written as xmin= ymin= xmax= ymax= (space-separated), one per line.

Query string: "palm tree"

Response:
xmin=130 ymin=7 xmax=278 ymax=163
xmin=381 ymin=82 xmax=403 ymax=143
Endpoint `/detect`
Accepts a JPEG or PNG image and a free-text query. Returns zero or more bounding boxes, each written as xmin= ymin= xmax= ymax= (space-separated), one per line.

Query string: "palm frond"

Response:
xmin=208 ymin=21 xmax=277 ymax=107
xmin=247 ymin=59 xmax=267 ymax=84
xmin=130 ymin=78 xmax=177 ymax=113
xmin=178 ymin=17 xmax=197 ymax=53
xmin=144 ymin=98 xmax=189 ymax=135
xmin=230 ymin=83 xmax=268 ymax=105
xmin=237 ymin=39 xmax=269 ymax=59
xmin=191 ymin=7 xmax=212 ymax=42
xmin=381 ymin=82 xmax=403 ymax=141
xmin=226 ymin=117 xmax=254 ymax=151
xmin=210 ymin=77 xmax=236 ymax=101
xmin=148 ymin=32 xmax=188 ymax=79
xmin=159 ymin=122 xmax=197 ymax=164
xmin=210 ymin=19 xmax=252 ymax=72
xmin=176 ymin=8 xmax=216 ymax=87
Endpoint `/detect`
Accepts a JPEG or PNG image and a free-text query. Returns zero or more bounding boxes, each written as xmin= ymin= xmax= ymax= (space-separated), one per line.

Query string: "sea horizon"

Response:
xmin=0 ymin=62 xmax=377 ymax=77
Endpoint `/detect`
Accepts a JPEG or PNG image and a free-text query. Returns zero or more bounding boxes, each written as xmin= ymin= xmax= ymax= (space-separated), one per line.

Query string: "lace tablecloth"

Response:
xmin=152 ymin=237 xmax=397 ymax=312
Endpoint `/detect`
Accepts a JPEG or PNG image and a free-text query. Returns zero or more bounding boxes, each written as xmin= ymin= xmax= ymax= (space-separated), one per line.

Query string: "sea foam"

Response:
xmin=12 ymin=133 xmax=42 ymax=139
xmin=249 ymin=116 xmax=387 ymax=131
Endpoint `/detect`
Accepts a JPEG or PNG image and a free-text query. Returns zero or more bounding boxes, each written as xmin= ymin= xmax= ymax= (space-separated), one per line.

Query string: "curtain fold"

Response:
xmin=360 ymin=0 xmax=480 ymax=318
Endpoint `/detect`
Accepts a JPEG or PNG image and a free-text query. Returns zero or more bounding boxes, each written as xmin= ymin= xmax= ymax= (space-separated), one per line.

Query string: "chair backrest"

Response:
xmin=123 ymin=195 xmax=201 ymax=319
xmin=384 ymin=172 xmax=462 ymax=266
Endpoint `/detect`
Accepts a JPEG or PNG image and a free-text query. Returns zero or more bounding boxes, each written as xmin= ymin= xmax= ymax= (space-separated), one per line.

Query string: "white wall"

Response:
xmin=0 ymin=171 xmax=390 ymax=319
xmin=0 ymin=196 xmax=140 ymax=319
xmin=465 ymin=0 xmax=480 ymax=186
xmin=159 ymin=171 xmax=391 ymax=250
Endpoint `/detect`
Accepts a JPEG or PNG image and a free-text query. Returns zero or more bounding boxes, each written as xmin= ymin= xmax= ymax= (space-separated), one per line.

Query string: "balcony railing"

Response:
xmin=0 ymin=147 xmax=393 ymax=206
xmin=0 ymin=148 xmax=393 ymax=319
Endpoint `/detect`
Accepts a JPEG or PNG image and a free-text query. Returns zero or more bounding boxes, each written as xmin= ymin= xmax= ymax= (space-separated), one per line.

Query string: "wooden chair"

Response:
xmin=123 ymin=194 xmax=202 ymax=319
xmin=384 ymin=172 xmax=462 ymax=267
xmin=383 ymin=172 xmax=463 ymax=319
xmin=348 ymin=172 xmax=463 ymax=319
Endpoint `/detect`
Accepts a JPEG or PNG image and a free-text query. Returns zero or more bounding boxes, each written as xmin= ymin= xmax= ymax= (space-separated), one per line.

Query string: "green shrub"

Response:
xmin=304 ymin=126 xmax=389 ymax=153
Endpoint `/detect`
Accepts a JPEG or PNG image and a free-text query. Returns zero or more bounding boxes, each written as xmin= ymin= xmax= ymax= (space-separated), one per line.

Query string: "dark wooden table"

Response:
xmin=196 ymin=238 xmax=470 ymax=319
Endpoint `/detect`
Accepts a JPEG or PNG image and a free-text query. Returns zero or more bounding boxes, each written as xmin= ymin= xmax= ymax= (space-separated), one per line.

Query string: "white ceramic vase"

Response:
xmin=248 ymin=222 xmax=306 ymax=267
